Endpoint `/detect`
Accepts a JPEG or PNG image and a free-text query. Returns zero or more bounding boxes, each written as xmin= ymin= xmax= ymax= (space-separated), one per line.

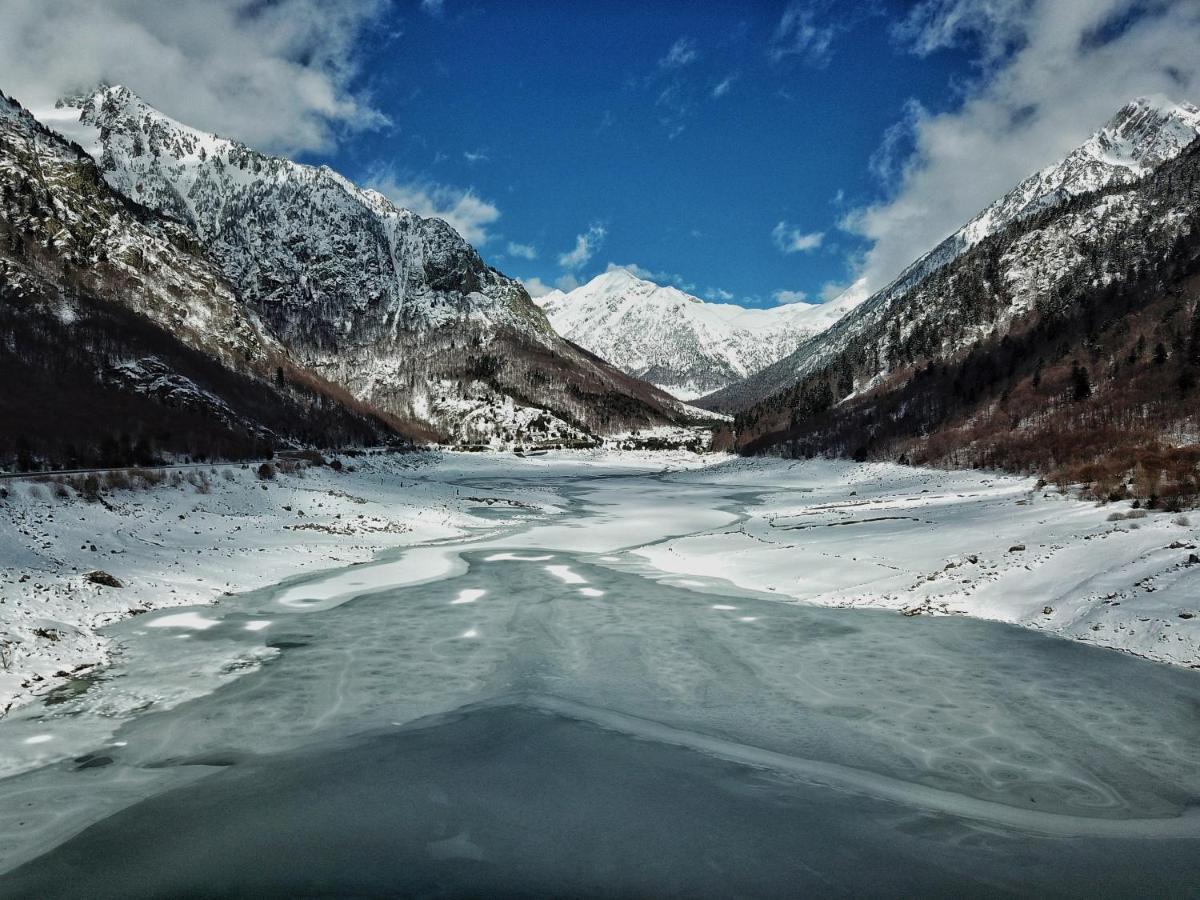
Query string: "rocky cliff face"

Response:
xmin=0 ymin=89 xmax=403 ymax=468
xmin=53 ymin=86 xmax=704 ymax=446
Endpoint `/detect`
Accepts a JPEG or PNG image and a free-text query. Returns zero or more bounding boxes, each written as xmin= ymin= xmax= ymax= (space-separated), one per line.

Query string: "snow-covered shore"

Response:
xmin=649 ymin=457 xmax=1200 ymax=668
xmin=0 ymin=449 xmax=709 ymax=717
xmin=1 ymin=450 xmax=1197 ymax=720
xmin=0 ymin=451 xmax=533 ymax=716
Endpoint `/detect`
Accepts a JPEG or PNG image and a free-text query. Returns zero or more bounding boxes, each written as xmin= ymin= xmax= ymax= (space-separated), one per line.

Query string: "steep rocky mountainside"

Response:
xmin=703 ymin=97 xmax=1200 ymax=414
xmin=0 ymin=89 xmax=409 ymax=469
xmin=536 ymin=268 xmax=858 ymax=399
xmin=732 ymin=135 xmax=1200 ymax=507
xmin=52 ymin=86 xmax=706 ymax=446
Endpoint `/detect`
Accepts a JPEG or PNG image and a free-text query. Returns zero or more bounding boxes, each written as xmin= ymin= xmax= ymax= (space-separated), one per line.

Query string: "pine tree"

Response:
xmin=1070 ymin=361 xmax=1091 ymax=401
xmin=1188 ymin=303 xmax=1200 ymax=366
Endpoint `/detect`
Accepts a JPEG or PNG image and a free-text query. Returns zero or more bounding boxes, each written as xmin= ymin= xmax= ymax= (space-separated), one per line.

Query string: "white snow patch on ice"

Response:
xmin=546 ymin=565 xmax=588 ymax=585
xmin=147 ymin=612 xmax=219 ymax=631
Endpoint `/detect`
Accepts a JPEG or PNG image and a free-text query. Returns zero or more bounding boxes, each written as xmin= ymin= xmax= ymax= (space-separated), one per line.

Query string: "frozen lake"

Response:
xmin=1 ymin=459 xmax=1199 ymax=896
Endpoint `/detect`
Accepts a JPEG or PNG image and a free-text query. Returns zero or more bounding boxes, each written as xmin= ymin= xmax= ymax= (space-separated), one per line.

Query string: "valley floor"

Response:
xmin=0 ymin=450 xmax=1197 ymax=719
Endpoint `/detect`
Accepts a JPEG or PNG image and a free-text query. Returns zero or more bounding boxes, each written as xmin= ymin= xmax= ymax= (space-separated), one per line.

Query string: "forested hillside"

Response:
xmin=734 ymin=140 xmax=1200 ymax=508
xmin=0 ymin=90 xmax=410 ymax=470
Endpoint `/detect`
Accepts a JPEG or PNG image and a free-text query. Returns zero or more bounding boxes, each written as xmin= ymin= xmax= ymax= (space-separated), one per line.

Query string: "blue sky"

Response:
xmin=6 ymin=1 xmax=1199 ymax=308
xmin=316 ymin=1 xmax=972 ymax=306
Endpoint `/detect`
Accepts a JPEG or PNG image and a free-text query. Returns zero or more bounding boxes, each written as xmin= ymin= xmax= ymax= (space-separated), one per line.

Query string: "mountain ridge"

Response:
xmin=536 ymin=267 xmax=859 ymax=399
xmin=0 ymin=88 xmax=409 ymax=469
xmin=727 ymin=103 xmax=1200 ymax=507
xmin=700 ymin=96 xmax=1200 ymax=414
xmin=48 ymin=85 xmax=710 ymax=447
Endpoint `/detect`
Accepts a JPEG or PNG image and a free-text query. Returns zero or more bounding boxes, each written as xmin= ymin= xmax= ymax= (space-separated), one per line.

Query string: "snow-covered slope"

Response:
xmin=46 ymin=86 xmax=705 ymax=445
xmin=1 ymin=88 xmax=401 ymax=465
xmin=726 ymin=103 xmax=1200 ymax=492
xmin=704 ymin=96 xmax=1200 ymax=412
xmin=537 ymin=268 xmax=858 ymax=399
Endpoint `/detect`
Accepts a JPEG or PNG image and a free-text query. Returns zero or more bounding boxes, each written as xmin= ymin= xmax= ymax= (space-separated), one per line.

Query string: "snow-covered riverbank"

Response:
xmin=649 ymin=457 xmax=1200 ymax=668
xmin=2 ymin=451 xmax=1198 ymax=719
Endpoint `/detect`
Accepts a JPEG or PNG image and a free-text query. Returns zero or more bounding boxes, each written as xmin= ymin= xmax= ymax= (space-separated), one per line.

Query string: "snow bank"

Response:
xmin=645 ymin=458 xmax=1200 ymax=667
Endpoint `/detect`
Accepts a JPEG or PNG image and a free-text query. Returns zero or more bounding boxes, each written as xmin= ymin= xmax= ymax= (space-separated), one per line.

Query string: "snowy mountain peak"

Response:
xmin=1099 ymin=96 xmax=1200 ymax=169
xmin=536 ymin=269 xmax=857 ymax=399
xmin=957 ymin=95 xmax=1200 ymax=249
xmin=703 ymin=94 xmax=1200 ymax=413
xmin=39 ymin=84 xmax=701 ymax=443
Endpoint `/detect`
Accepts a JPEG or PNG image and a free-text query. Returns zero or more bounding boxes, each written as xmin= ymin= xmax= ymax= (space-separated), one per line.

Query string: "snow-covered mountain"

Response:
xmin=45 ymin=86 xmax=707 ymax=446
xmin=704 ymin=96 xmax=1200 ymax=413
xmin=722 ymin=93 xmax=1200 ymax=491
xmin=536 ymin=268 xmax=859 ymax=399
xmin=0 ymin=88 xmax=402 ymax=468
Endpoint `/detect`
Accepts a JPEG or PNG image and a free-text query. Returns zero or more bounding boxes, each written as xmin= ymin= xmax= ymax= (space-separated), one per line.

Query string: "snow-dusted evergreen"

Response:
xmin=49 ymin=86 xmax=703 ymax=446
xmin=537 ymin=267 xmax=858 ymax=399
xmin=706 ymin=97 xmax=1200 ymax=411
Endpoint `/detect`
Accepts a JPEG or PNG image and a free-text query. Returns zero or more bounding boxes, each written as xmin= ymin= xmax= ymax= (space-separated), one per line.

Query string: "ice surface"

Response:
xmin=0 ymin=454 xmax=1198 ymax=893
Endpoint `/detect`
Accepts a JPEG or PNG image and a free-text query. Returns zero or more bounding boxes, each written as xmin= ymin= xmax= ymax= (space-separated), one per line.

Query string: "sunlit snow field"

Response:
xmin=1 ymin=454 xmax=1199 ymax=896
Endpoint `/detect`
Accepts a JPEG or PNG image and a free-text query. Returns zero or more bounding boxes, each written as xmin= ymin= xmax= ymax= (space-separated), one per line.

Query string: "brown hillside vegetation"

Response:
xmin=737 ymin=142 xmax=1200 ymax=509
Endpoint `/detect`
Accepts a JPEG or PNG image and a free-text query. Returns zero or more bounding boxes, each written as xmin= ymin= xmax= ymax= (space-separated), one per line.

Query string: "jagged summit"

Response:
xmin=1096 ymin=96 xmax=1200 ymax=169
xmin=536 ymin=268 xmax=857 ymax=400
xmin=955 ymin=95 xmax=1200 ymax=249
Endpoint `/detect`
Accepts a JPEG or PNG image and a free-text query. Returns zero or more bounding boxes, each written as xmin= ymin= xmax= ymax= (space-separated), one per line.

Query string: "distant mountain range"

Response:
xmin=535 ymin=268 xmax=858 ymax=399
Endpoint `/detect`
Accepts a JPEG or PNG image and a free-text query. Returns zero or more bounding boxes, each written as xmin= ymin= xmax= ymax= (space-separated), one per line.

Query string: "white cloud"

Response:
xmin=521 ymin=276 xmax=556 ymax=298
xmin=867 ymin=99 xmax=925 ymax=184
xmin=365 ymin=171 xmax=501 ymax=245
xmin=712 ymin=74 xmax=737 ymax=99
xmin=660 ymin=37 xmax=700 ymax=69
xmin=844 ymin=0 xmax=1200 ymax=294
xmin=769 ymin=2 xmax=839 ymax=67
xmin=772 ymin=222 xmax=825 ymax=254
xmin=420 ymin=0 xmax=446 ymax=18
xmin=895 ymin=0 xmax=1028 ymax=63
xmin=608 ymin=261 xmax=656 ymax=280
xmin=555 ymin=273 xmax=581 ymax=292
xmin=506 ymin=242 xmax=538 ymax=260
xmin=773 ymin=289 xmax=811 ymax=305
xmin=606 ymin=262 xmax=696 ymax=292
xmin=558 ymin=224 xmax=607 ymax=269
xmin=705 ymin=287 xmax=735 ymax=301
xmin=463 ymin=149 xmax=489 ymax=164
xmin=0 ymin=0 xmax=388 ymax=156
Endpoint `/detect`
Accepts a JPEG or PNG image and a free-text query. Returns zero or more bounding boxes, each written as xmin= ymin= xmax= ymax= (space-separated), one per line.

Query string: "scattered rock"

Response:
xmin=1008 ymin=544 xmax=1025 ymax=553
xmin=1180 ymin=612 xmax=1195 ymax=620
xmin=1043 ymin=606 xmax=1053 ymax=616
xmin=84 ymin=570 xmax=123 ymax=588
